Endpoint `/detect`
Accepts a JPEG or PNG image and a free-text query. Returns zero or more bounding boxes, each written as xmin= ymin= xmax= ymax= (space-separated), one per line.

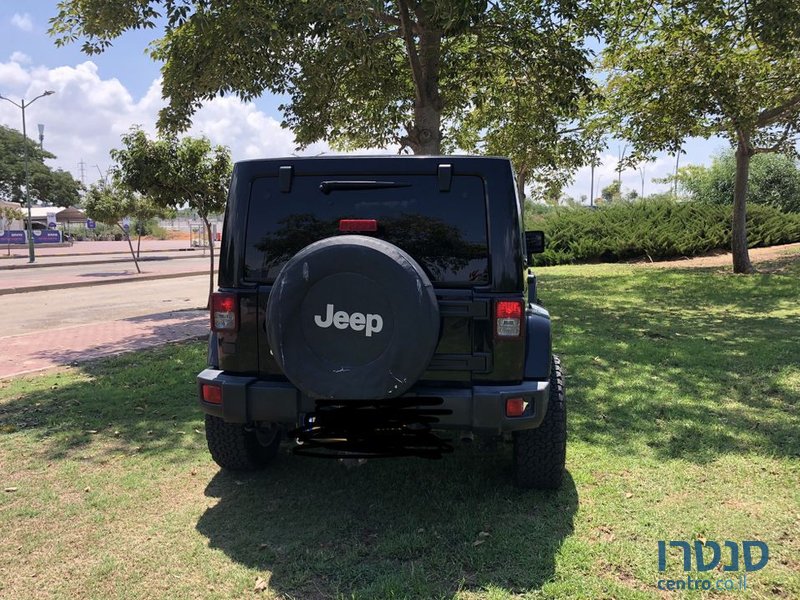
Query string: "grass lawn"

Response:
xmin=1 ymin=258 xmax=798 ymax=599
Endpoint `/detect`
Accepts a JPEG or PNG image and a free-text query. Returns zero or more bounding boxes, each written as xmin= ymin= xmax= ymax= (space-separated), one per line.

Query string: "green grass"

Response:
xmin=1 ymin=259 xmax=799 ymax=599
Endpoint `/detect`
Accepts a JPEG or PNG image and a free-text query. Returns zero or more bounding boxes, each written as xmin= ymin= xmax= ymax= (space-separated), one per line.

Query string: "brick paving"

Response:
xmin=0 ymin=243 xmax=214 ymax=379
xmin=0 ymin=310 xmax=208 ymax=379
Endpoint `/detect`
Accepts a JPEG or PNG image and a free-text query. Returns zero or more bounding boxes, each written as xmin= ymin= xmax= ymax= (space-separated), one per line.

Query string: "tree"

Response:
xmin=131 ymin=196 xmax=172 ymax=258
xmin=111 ymin=128 xmax=231 ymax=304
xmin=0 ymin=203 xmax=23 ymax=223
xmin=672 ymin=151 xmax=800 ymax=214
xmin=83 ymin=182 xmax=143 ymax=272
xmin=51 ymin=0 xmax=599 ymax=180
xmin=0 ymin=125 xmax=81 ymax=207
xmin=603 ymin=0 xmax=800 ymax=272
xmin=0 ymin=203 xmax=23 ymax=255
xmin=600 ymin=180 xmax=621 ymax=204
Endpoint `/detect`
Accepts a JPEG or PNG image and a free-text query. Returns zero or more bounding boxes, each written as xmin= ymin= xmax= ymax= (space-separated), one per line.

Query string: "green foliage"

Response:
xmin=676 ymin=151 xmax=800 ymax=213
xmin=603 ymin=1 xmax=800 ymax=159
xmin=0 ymin=125 xmax=81 ymax=207
xmin=111 ymin=127 xmax=231 ymax=300
xmin=603 ymin=0 xmax=800 ymax=271
xmin=529 ymin=200 xmax=800 ymax=265
xmin=0 ymin=202 xmax=23 ymax=223
xmin=82 ymin=182 xmax=137 ymax=228
xmin=68 ymin=221 xmax=118 ymax=241
xmin=135 ymin=219 xmax=169 ymax=239
xmin=600 ymin=180 xmax=621 ymax=204
xmin=111 ymin=128 xmax=231 ymax=223
xmin=50 ymin=0 xmax=600 ymax=185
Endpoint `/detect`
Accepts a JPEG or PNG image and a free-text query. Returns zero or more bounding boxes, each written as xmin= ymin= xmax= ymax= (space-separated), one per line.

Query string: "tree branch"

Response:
xmin=753 ymin=123 xmax=795 ymax=154
xmin=396 ymin=0 xmax=424 ymax=105
xmin=372 ymin=28 xmax=403 ymax=43
xmin=756 ymin=93 xmax=800 ymax=127
xmin=367 ymin=8 xmax=403 ymax=30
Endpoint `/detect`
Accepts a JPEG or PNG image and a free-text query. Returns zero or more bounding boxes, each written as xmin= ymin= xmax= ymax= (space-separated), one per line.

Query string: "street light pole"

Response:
xmin=0 ymin=90 xmax=55 ymax=263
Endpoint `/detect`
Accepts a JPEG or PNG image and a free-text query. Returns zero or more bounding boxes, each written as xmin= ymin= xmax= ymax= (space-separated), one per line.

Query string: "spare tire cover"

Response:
xmin=266 ymin=235 xmax=440 ymax=399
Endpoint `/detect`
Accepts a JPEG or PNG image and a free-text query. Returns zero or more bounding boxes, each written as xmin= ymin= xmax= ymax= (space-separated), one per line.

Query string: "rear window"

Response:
xmin=243 ymin=174 xmax=489 ymax=285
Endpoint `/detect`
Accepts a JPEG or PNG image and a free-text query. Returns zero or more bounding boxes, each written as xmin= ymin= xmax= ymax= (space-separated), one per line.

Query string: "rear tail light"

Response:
xmin=202 ymin=384 xmax=222 ymax=404
xmin=339 ymin=219 xmax=378 ymax=232
xmin=211 ymin=292 xmax=238 ymax=332
xmin=506 ymin=397 xmax=527 ymax=417
xmin=495 ymin=300 xmax=523 ymax=337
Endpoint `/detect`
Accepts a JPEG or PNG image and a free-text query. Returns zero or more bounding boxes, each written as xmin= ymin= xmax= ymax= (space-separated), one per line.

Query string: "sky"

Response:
xmin=0 ymin=3 xmax=732 ymax=201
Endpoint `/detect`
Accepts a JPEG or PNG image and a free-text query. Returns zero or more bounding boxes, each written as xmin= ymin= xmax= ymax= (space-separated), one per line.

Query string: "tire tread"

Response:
xmin=512 ymin=355 xmax=567 ymax=489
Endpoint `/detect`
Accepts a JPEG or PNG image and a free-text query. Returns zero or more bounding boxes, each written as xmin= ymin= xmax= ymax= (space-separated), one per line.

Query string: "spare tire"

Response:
xmin=266 ymin=235 xmax=440 ymax=399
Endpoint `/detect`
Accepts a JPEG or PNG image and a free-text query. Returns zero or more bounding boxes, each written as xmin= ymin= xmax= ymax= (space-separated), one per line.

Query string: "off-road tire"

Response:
xmin=205 ymin=415 xmax=281 ymax=471
xmin=512 ymin=355 xmax=566 ymax=489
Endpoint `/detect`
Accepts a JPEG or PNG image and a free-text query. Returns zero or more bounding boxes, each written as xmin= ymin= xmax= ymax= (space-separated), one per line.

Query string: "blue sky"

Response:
xmin=0 ymin=2 xmax=731 ymax=198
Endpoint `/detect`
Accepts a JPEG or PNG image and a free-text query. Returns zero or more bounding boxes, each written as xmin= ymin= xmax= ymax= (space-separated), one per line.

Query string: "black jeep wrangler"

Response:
xmin=197 ymin=156 xmax=565 ymax=489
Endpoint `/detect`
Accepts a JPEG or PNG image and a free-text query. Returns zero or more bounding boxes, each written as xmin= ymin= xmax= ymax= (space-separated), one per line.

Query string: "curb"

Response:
xmin=0 ymin=253 xmax=200 ymax=271
xmin=0 ymin=269 xmax=215 ymax=296
xmin=0 ymin=246 xmax=199 ymax=259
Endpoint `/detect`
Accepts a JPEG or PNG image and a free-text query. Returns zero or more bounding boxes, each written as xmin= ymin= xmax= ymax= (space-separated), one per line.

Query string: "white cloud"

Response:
xmin=0 ymin=60 xmax=31 ymax=89
xmin=10 ymin=51 xmax=31 ymax=65
xmin=11 ymin=13 xmax=33 ymax=32
xmin=0 ymin=59 xmax=396 ymax=191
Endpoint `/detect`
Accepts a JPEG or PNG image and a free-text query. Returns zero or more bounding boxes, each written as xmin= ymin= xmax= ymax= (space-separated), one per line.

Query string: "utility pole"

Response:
xmin=639 ymin=165 xmax=646 ymax=198
xmin=674 ymin=147 xmax=681 ymax=199
xmin=0 ymin=90 xmax=56 ymax=263
xmin=78 ymin=159 xmax=86 ymax=186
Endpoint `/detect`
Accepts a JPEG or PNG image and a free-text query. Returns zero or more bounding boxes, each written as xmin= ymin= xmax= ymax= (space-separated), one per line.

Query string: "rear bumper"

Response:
xmin=197 ymin=369 xmax=550 ymax=434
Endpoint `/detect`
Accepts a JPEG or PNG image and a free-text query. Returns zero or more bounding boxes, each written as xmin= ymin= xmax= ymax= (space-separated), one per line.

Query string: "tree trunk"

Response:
xmin=121 ymin=224 xmax=141 ymax=273
xmin=732 ymin=137 xmax=754 ymax=274
xmin=397 ymin=0 xmax=443 ymax=154
xmin=203 ymin=217 xmax=215 ymax=309
xmin=411 ymin=102 xmax=442 ymax=154
xmin=516 ymin=167 xmax=527 ymax=209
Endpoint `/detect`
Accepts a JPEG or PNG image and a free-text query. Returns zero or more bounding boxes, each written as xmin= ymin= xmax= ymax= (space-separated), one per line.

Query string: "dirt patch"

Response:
xmin=636 ymin=242 xmax=800 ymax=270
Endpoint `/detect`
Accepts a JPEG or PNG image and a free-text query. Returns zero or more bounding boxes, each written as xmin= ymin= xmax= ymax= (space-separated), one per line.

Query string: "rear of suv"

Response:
xmin=197 ymin=156 xmax=565 ymax=489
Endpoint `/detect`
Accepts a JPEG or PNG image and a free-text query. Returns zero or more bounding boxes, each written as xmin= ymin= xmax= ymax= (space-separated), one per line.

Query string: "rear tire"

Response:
xmin=512 ymin=355 xmax=566 ymax=489
xmin=205 ymin=415 xmax=281 ymax=471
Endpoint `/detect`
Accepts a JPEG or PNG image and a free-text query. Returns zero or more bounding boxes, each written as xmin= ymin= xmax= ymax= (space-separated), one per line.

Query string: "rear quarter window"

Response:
xmin=244 ymin=174 xmax=489 ymax=286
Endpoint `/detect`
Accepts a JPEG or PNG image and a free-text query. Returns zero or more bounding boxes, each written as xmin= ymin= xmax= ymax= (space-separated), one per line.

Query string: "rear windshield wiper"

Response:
xmin=319 ymin=180 xmax=412 ymax=194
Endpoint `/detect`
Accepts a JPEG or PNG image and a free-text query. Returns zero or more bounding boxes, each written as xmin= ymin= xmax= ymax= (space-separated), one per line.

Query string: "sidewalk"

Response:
xmin=1 ymin=256 xmax=214 ymax=295
xmin=0 ymin=310 xmax=208 ymax=379
xmin=0 ymin=250 xmax=201 ymax=270
xmin=0 ymin=239 xmax=196 ymax=258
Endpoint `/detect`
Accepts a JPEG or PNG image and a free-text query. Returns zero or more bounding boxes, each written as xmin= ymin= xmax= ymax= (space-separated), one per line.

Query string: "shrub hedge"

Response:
xmin=526 ymin=200 xmax=800 ymax=265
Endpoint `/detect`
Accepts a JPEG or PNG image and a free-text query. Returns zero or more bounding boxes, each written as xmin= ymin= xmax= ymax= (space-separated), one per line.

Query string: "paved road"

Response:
xmin=1 ymin=255 xmax=215 ymax=294
xmin=3 ymin=276 xmax=209 ymax=337
xmin=0 ymin=274 xmax=211 ymax=379
xmin=0 ymin=250 xmax=201 ymax=270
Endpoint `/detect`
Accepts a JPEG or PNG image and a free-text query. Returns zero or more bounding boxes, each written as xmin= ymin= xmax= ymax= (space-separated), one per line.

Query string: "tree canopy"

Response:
xmin=677 ymin=151 xmax=800 ymax=214
xmin=51 ymin=0 xmax=600 ymax=194
xmin=83 ymin=181 xmax=145 ymax=271
xmin=111 ymin=128 xmax=232 ymax=302
xmin=0 ymin=125 xmax=82 ymax=208
xmin=603 ymin=0 xmax=800 ymax=272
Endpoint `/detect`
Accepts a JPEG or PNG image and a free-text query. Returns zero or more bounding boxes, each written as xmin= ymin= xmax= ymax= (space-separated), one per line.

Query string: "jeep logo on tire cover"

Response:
xmin=313 ymin=303 xmax=384 ymax=337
